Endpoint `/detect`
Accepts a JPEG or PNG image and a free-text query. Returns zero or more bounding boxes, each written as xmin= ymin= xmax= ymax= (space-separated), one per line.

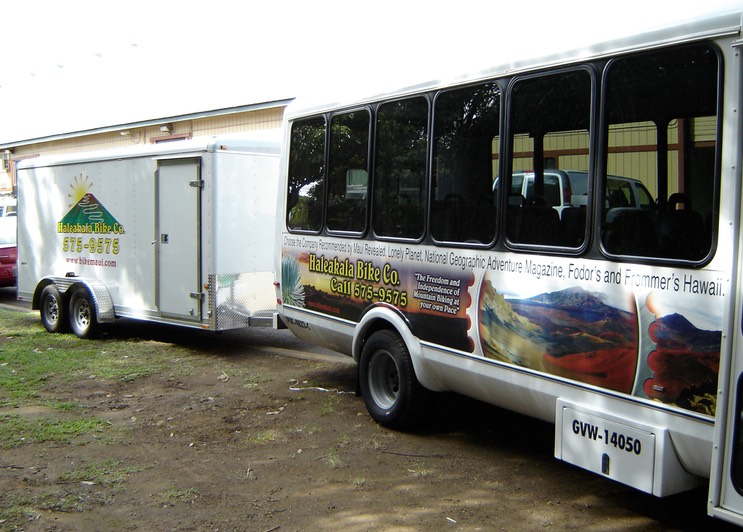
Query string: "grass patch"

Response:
xmin=242 ymin=372 xmax=272 ymax=390
xmin=1 ymin=490 xmax=106 ymax=518
xmin=325 ymin=449 xmax=345 ymax=469
xmin=0 ymin=414 xmax=110 ymax=448
xmin=0 ymin=308 xmax=206 ymax=450
xmin=59 ymin=459 xmax=142 ymax=486
xmin=162 ymin=487 xmax=199 ymax=504
xmin=0 ymin=499 xmax=37 ymax=526
xmin=407 ymin=460 xmax=430 ymax=478
xmin=49 ymin=400 xmax=82 ymax=412
xmin=319 ymin=396 xmax=337 ymax=416
xmin=0 ymin=308 xmax=196 ymax=407
xmin=245 ymin=430 xmax=276 ymax=444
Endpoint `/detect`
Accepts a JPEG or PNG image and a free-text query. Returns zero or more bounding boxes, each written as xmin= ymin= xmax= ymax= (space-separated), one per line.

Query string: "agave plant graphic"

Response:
xmin=281 ymin=256 xmax=305 ymax=307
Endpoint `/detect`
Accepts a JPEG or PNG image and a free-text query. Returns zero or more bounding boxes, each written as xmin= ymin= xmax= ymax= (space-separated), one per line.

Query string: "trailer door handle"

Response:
xmin=161 ymin=234 xmax=169 ymax=244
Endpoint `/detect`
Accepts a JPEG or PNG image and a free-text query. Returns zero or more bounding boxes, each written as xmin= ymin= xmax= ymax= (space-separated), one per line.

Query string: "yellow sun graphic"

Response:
xmin=67 ymin=174 xmax=92 ymax=208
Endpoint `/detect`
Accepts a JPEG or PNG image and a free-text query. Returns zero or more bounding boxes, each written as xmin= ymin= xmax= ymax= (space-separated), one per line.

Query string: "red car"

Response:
xmin=0 ymin=217 xmax=17 ymax=287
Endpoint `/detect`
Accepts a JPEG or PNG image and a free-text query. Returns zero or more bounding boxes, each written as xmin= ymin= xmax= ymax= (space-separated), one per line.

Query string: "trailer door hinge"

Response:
xmin=190 ymin=292 xmax=205 ymax=301
xmin=189 ymin=180 xmax=204 ymax=188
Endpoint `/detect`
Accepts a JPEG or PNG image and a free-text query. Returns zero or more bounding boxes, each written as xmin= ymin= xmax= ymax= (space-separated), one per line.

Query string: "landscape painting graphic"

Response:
xmin=478 ymin=279 xmax=722 ymax=415
xmin=478 ymin=282 xmax=638 ymax=393
xmin=643 ymin=311 xmax=720 ymax=415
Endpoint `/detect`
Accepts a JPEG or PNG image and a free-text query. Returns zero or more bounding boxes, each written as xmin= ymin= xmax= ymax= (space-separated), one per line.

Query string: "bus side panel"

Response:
xmin=280 ymin=238 xmax=723 ymax=418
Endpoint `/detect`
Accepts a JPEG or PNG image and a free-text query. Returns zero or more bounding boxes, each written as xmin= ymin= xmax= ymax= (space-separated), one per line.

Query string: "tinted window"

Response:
xmin=287 ymin=117 xmax=326 ymax=232
xmin=327 ymin=110 xmax=370 ymax=233
xmin=636 ymin=183 xmax=654 ymax=209
xmin=602 ymin=45 xmax=719 ymax=260
xmin=508 ymin=69 xmax=592 ymax=247
xmin=432 ymin=82 xmax=500 ymax=243
xmin=373 ymin=97 xmax=429 ymax=239
xmin=566 ymin=171 xmax=588 ymax=196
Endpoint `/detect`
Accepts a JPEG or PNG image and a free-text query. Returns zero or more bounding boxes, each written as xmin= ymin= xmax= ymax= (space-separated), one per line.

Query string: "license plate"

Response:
xmin=559 ymin=406 xmax=656 ymax=493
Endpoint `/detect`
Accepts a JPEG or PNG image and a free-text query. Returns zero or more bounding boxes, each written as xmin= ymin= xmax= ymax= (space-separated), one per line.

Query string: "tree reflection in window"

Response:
xmin=432 ymin=82 xmax=500 ymax=244
xmin=373 ymin=97 xmax=429 ymax=239
xmin=287 ymin=116 xmax=326 ymax=232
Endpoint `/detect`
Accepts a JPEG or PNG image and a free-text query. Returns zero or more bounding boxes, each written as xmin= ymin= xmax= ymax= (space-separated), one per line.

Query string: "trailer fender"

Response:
xmin=352 ymin=305 xmax=446 ymax=393
xmin=34 ymin=277 xmax=116 ymax=323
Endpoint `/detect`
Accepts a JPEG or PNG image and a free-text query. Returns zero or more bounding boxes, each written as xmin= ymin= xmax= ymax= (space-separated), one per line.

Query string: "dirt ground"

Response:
xmin=0 ymin=311 xmax=737 ymax=531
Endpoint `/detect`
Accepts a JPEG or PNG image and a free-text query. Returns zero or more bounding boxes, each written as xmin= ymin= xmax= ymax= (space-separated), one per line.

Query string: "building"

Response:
xmin=0 ymin=98 xmax=291 ymax=194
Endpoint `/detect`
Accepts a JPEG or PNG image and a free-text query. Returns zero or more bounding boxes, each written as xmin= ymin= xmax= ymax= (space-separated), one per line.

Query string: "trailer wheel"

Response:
xmin=69 ymin=288 xmax=99 ymax=339
xmin=359 ymin=329 xmax=430 ymax=430
xmin=40 ymin=284 xmax=68 ymax=333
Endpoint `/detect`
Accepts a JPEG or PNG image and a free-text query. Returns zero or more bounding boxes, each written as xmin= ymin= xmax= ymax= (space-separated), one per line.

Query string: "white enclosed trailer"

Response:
xmin=16 ymin=132 xmax=282 ymax=337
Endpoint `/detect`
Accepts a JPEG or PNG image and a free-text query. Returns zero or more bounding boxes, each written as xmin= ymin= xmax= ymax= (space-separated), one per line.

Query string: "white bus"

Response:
xmin=275 ymin=9 xmax=743 ymax=525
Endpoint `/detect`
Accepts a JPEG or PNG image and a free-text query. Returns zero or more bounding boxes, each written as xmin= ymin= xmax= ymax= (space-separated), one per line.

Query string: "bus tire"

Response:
xmin=40 ymin=284 xmax=68 ymax=333
xmin=69 ymin=288 xmax=100 ymax=339
xmin=359 ymin=329 xmax=430 ymax=430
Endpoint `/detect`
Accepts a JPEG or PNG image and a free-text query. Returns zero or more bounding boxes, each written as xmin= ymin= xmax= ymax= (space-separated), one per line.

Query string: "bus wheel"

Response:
xmin=359 ymin=329 xmax=429 ymax=429
xmin=69 ymin=288 xmax=100 ymax=339
xmin=40 ymin=284 xmax=68 ymax=333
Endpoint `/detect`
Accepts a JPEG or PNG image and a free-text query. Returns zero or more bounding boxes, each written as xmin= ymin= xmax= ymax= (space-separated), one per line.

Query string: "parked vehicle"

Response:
xmin=275 ymin=9 xmax=743 ymax=526
xmin=0 ymin=216 xmax=16 ymax=286
xmin=16 ymin=132 xmax=282 ymax=337
xmin=505 ymin=170 xmax=655 ymax=214
xmin=0 ymin=195 xmax=16 ymax=217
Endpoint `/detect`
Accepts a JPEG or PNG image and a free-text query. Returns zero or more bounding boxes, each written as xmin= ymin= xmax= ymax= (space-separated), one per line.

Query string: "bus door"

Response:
xmin=155 ymin=158 xmax=203 ymax=321
xmin=709 ymin=215 xmax=743 ymax=526
xmin=709 ymin=38 xmax=743 ymax=522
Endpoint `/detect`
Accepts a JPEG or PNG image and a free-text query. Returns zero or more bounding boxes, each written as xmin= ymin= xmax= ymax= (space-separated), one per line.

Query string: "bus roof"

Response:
xmin=285 ymin=9 xmax=741 ymax=121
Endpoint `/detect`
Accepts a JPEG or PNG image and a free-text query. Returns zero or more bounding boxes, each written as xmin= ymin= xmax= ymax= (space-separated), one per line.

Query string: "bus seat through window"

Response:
xmin=513 ymin=204 xmax=561 ymax=245
xmin=604 ymin=207 xmax=660 ymax=256
xmin=660 ymin=193 xmax=707 ymax=260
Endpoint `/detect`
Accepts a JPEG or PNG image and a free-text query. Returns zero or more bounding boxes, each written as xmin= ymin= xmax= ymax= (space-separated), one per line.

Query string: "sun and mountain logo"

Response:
xmin=57 ymin=174 xmax=125 ymax=235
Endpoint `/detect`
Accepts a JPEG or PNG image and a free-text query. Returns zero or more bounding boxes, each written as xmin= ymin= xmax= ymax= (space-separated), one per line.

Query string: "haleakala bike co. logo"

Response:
xmin=57 ymin=174 xmax=125 ymax=256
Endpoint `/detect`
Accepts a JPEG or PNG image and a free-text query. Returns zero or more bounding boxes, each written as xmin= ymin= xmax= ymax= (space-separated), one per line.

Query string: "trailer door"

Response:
xmin=156 ymin=158 xmax=202 ymax=321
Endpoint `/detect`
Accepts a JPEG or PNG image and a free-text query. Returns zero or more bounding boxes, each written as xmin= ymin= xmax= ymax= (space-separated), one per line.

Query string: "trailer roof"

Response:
xmin=16 ymin=130 xmax=281 ymax=170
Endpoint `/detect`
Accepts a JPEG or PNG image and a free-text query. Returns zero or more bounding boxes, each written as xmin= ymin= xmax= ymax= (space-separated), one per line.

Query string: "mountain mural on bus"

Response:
xmin=644 ymin=311 xmax=720 ymax=415
xmin=478 ymin=280 xmax=720 ymax=415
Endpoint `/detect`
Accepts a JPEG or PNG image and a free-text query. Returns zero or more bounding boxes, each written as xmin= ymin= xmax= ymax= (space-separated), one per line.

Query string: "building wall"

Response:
xmin=0 ymin=105 xmax=286 ymax=193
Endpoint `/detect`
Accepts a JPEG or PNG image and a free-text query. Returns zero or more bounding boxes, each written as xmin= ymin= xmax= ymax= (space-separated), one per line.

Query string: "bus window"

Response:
xmin=327 ymin=110 xmax=370 ymax=233
xmin=287 ymin=116 xmax=326 ymax=232
xmin=507 ymin=69 xmax=592 ymax=248
xmin=431 ymin=82 xmax=500 ymax=244
xmin=373 ymin=97 xmax=429 ymax=239
xmin=602 ymin=44 xmax=719 ymax=261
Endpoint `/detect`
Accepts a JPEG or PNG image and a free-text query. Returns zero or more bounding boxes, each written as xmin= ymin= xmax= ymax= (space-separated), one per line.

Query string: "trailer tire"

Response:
xmin=69 ymin=288 xmax=100 ymax=339
xmin=359 ymin=329 xmax=430 ymax=430
xmin=40 ymin=284 xmax=68 ymax=333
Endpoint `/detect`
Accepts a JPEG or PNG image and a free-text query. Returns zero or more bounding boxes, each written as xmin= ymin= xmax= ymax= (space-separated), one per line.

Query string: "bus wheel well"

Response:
xmin=357 ymin=327 xmax=431 ymax=429
xmin=356 ymin=319 xmax=398 ymax=361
